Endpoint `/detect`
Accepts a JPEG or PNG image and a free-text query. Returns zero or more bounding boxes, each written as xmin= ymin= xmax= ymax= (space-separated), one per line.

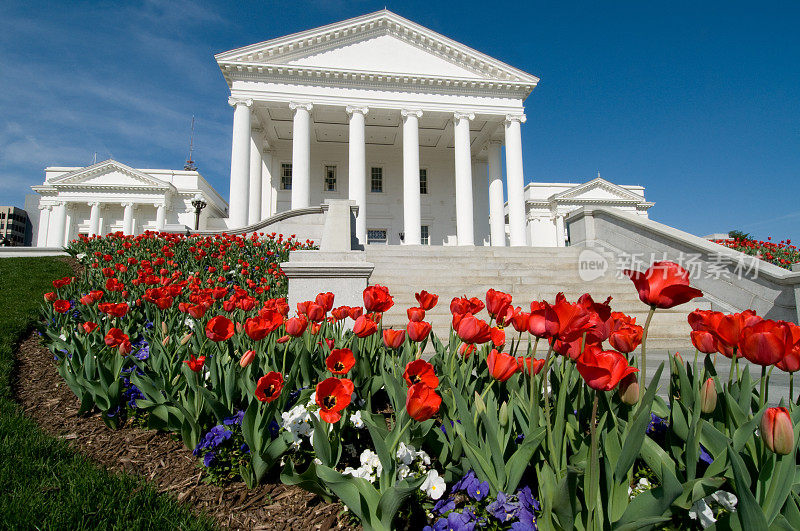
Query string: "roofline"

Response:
xmin=215 ymin=9 xmax=539 ymax=85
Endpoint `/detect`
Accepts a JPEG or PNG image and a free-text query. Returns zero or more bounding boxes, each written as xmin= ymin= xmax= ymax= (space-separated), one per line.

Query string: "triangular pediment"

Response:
xmin=50 ymin=160 xmax=172 ymax=189
xmin=552 ymin=178 xmax=645 ymax=203
xmin=216 ymin=10 xmax=539 ymax=85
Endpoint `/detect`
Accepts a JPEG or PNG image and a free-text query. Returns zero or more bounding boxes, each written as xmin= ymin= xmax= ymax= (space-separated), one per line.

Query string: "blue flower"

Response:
xmin=434 ymin=497 xmax=456 ymax=515
xmin=466 ymin=479 xmax=489 ymax=501
xmin=452 ymin=470 xmax=476 ymax=492
xmin=240 ymin=443 xmax=250 ymax=454
xmin=646 ymin=414 xmax=668 ymax=435
xmin=511 ymin=508 xmax=538 ymax=531
xmin=516 ymin=485 xmax=540 ymax=513
xmin=203 ymin=451 xmax=216 ymax=467
xmin=487 ymin=492 xmax=519 ymax=522
xmin=515 ymin=433 xmax=525 ymax=443
xmin=699 ymin=444 xmax=713 ymax=465
xmin=429 ymin=511 xmax=476 ymax=531
xmin=268 ymin=420 xmax=280 ymax=439
xmin=223 ymin=410 xmax=245 ymax=426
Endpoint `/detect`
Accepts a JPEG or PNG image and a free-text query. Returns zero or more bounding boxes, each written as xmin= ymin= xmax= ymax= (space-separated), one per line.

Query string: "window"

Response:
xmin=419 ymin=169 xmax=428 ymax=194
xmin=280 ymin=163 xmax=292 ymax=190
xmin=421 ymin=225 xmax=430 ymax=245
xmin=370 ymin=167 xmax=383 ymax=193
xmin=324 ymin=165 xmax=337 ymax=192
xmin=367 ymin=229 xmax=387 ymax=245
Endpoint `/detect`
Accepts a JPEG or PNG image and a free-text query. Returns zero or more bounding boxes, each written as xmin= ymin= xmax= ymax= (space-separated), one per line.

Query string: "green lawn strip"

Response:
xmin=0 ymin=257 xmax=215 ymax=530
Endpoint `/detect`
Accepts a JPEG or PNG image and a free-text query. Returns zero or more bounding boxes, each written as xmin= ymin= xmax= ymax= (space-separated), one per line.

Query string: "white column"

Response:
xmin=504 ymin=114 xmax=527 ymax=246
xmin=47 ymin=202 xmax=66 ymax=247
xmin=248 ymin=134 xmax=262 ymax=224
xmin=260 ymin=150 xmax=274 ymax=218
xmin=88 ymin=202 xmax=100 ymax=236
xmin=401 ymin=109 xmax=423 ymax=245
xmin=155 ymin=203 xmax=166 ymax=230
xmin=122 ymin=202 xmax=134 ymax=235
xmin=453 ymin=112 xmax=475 ymax=246
xmin=487 ymin=140 xmax=505 ymax=247
xmin=346 ymin=105 xmax=368 ymax=245
xmin=228 ymin=97 xmax=253 ymax=228
xmin=289 ymin=102 xmax=313 ymax=210
xmin=37 ymin=205 xmax=50 ymax=247
xmin=64 ymin=204 xmax=75 ymax=243
xmin=555 ymin=214 xmax=566 ymax=247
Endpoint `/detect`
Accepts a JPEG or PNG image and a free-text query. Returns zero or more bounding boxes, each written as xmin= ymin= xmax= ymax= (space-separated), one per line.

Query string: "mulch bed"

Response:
xmin=14 ymin=331 xmax=355 ymax=530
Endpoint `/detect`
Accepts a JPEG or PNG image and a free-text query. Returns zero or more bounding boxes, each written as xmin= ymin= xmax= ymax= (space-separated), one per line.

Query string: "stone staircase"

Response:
xmin=366 ymin=246 xmax=711 ymax=352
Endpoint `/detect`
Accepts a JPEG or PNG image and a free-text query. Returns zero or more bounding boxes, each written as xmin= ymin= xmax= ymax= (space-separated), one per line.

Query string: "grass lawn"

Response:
xmin=0 ymin=257 xmax=215 ymax=530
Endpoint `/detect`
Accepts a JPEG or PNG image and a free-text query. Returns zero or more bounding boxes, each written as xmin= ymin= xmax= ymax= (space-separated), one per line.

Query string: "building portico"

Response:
xmin=216 ymin=9 xmax=539 ymax=246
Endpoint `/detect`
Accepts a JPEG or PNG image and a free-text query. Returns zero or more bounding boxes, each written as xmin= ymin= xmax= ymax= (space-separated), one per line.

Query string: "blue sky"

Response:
xmin=1 ymin=0 xmax=798 ymax=242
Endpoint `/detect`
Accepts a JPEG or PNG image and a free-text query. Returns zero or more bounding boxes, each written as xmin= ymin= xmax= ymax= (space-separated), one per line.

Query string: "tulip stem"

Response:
xmin=542 ymin=343 xmax=556 ymax=471
xmin=587 ymin=392 xmax=600 ymax=530
xmin=790 ymin=373 xmax=795 ymax=404
xmin=728 ymin=353 xmax=735 ymax=391
xmin=639 ymin=306 xmax=656 ymax=403
xmin=760 ymin=365 xmax=767 ymax=409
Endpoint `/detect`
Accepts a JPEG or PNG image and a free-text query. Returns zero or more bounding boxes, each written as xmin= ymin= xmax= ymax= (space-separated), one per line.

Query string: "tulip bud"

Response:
xmin=161 ymin=321 xmax=168 ymax=336
xmin=618 ymin=373 xmax=639 ymax=405
xmin=180 ymin=332 xmax=193 ymax=345
xmin=761 ymin=407 xmax=795 ymax=456
xmin=700 ymin=378 xmax=717 ymax=414
xmin=161 ymin=335 xmax=170 ymax=347
xmin=474 ymin=391 xmax=486 ymax=417
xmin=235 ymin=321 xmax=244 ymax=333
xmin=240 ymin=349 xmax=256 ymax=368
xmin=499 ymin=401 xmax=509 ymax=427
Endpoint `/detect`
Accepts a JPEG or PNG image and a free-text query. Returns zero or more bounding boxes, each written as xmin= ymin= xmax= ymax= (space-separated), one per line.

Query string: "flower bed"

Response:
xmin=713 ymin=233 xmax=800 ymax=269
xmin=39 ymin=234 xmax=800 ymax=530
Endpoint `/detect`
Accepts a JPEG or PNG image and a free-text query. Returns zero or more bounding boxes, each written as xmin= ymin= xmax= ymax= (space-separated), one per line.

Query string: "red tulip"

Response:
xmin=326 ymin=348 xmax=356 ymax=375
xmin=82 ymin=321 xmax=98 ymax=333
xmin=517 ymin=357 xmax=545 ymax=376
xmin=608 ymin=312 xmax=644 ymax=353
xmin=761 ymin=407 xmax=795 ymax=455
xmin=624 ymin=261 xmax=703 ymax=309
xmin=382 ymin=329 xmax=406 ymax=349
xmin=205 ymin=315 xmax=235 ymax=342
xmin=407 ymin=320 xmax=432 ymax=342
xmin=739 ymin=319 xmax=791 ymax=366
xmin=53 ymin=300 xmax=71 ymax=313
xmin=487 ymin=349 xmax=519 ymax=382
xmin=363 ymin=285 xmax=394 ymax=313
xmin=245 ymin=312 xmax=282 ymax=340
xmin=528 ymin=300 xmax=559 ymax=338
xmin=43 ymin=292 xmax=57 ymax=302
xmin=777 ymin=324 xmax=800 ymax=372
xmin=712 ymin=310 xmax=762 ymax=358
xmin=331 ymin=306 xmax=350 ymax=321
xmin=315 ymin=377 xmax=353 ymax=423
xmin=550 ymin=293 xmax=593 ymax=342
xmin=450 ymin=296 xmax=485 ymax=316
xmin=511 ymin=309 xmax=531 ymax=333
xmin=554 ymin=336 xmax=602 ymax=361
xmin=415 ymin=290 xmax=439 ymax=310
xmin=578 ymin=294 xmax=614 ymax=343
xmin=406 ymin=382 xmax=441 ymax=421
xmin=255 ymin=371 xmax=284 ymax=402
xmin=348 ymin=306 xmax=363 ymax=320
xmin=285 ymin=316 xmax=308 ymax=337
xmin=183 ymin=354 xmax=206 ymax=372
xmin=240 ymin=349 xmax=256 ymax=368
xmin=691 ymin=330 xmax=719 ymax=354
xmin=104 ymin=327 xmax=128 ymax=347
xmin=315 ymin=292 xmax=335 ymax=312
xmin=403 ymin=359 xmax=439 ymax=388
xmin=305 ymin=302 xmax=326 ymax=323
xmin=407 ymin=307 xmax=426 ymax=322
xmin=486 ymin=289 xmax=513 ymax=320
xmin=353 ymin=315 xmax=378 ymax=337
xmin=576 ymin=349 xmax=639 ymax=391
xmin=456 ymin=314 xmax=492 ymax=344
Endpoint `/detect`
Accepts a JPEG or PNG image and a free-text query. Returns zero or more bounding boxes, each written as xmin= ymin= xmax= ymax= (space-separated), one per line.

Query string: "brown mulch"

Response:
xmin=14 ymin=331 xmax=356 ymax=530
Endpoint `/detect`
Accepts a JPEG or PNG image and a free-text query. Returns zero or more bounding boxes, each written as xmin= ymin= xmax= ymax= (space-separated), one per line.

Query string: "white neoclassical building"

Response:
xmin=524 ymin=176 xmax=653 ymax=247
xmin=31 ymin=10 xmax=652 ymax=248
xmin=33 ymin=160 xmax=227 ymax=246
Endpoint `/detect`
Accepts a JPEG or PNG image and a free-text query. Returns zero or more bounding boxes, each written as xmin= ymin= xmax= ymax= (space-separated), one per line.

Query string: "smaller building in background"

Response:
xmin=31 ymin=159 xmax=228 ymax=247
xmin=522 ymin=176 xmax=654 ymax=247
xmin=0 ymin=206 xmax=32 ymax=246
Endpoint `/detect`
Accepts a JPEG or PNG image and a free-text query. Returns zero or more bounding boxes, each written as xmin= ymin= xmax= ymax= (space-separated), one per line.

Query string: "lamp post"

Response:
xmin=191 ymin=194 xmax=207 ymax=231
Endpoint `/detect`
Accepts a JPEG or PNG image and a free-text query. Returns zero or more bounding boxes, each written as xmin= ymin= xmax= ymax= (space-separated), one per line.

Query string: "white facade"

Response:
xmin=216 ymin=9 xmax=538 ymax=246
xmin=523 ymin=176 xmax=653 ymax=247
xmin=32 ymin=160 xmax=227 ymax=247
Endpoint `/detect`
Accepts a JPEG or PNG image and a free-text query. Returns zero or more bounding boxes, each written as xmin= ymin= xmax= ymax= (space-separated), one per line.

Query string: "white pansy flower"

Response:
xmin=397 ymin=464 xmax=412 ymax=480
xmin=417 ymin=449 xmax=431 ymax=466
xmin=349 ymin=410 xmax=365 ymax=428
xmin=396 ymin=442 xmax=417 ymax=465
xmin=420 ymin=470 xmax=446 ymax=500
xmin=689 ymin=498 xmax=716 ymax=528
xmin=76 ymin=253 xmax=86 ymax=260
xmin=183 ymin=317 xmax=194 ymax=329
xmin=709 ymin=491 xmax=737 ymax=512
